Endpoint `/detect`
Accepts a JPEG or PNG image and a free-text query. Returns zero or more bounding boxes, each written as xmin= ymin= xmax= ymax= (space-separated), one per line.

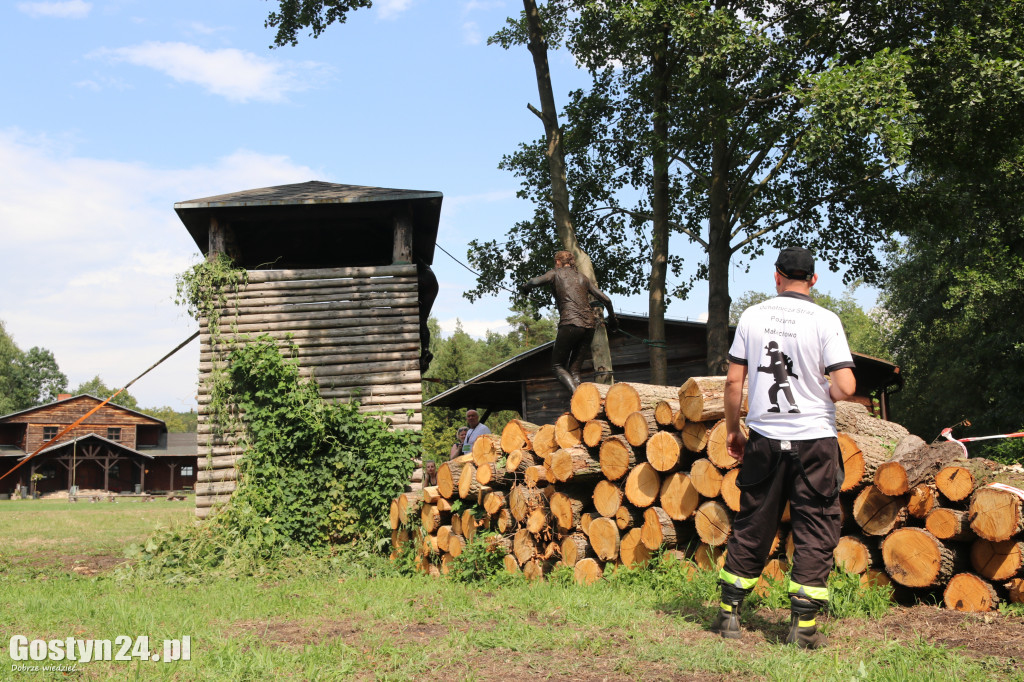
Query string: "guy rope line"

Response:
xmin=0 ymin=331 xmax=200 ymax=485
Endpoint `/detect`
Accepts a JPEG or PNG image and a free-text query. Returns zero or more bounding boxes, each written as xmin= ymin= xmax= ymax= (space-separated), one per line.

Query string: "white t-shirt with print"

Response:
xmin=728 ymin=292 xmax=855 ymax=440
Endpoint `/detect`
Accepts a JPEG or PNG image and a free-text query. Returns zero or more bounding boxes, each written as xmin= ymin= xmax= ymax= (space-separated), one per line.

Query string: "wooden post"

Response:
xmin=392 ymin=208 xmax=413 ymax=265
xmin=168 ymin=462 xmax=176 ymax=492
xmin=209 ymin=216 xmax=225 ymax=259
xmin=103 ymin=455 xmax=109 ymax=492
xmin=140 ymin=460 xmax=146 ymax=493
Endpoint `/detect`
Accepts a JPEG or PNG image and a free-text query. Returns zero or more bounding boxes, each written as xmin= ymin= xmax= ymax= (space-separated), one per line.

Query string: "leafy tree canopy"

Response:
xmin=0 ymin=320 xmax=68 ymax=414
xmin=72 ymin=375 xmax=140 ymax=412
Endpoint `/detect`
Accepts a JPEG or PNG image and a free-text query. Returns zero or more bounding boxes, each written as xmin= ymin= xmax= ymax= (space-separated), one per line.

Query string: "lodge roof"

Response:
xmin=0 ymin=394 xmax=166 ymax=427
xmin=27 ymin=433 xmax=155 ymax=461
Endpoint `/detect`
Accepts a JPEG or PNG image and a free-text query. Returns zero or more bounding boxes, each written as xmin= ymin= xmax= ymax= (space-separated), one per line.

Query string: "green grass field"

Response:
xmin=0 ymin=498 xmax=1021 ymax=681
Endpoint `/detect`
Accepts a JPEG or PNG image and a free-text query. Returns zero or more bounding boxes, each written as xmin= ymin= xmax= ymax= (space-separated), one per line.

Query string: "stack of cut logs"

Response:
xmin=390 ymin=378 xmax=1024 ymax=612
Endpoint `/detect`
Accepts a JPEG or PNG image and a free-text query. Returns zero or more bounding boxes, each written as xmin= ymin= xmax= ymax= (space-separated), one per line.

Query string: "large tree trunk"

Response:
xmin=648 ymin=23 xmax=670 ymax=385
xmin=706 ymin=131 xmax=733 ymax=375
xmin=523 ymin=0 xmax=613 ymax=383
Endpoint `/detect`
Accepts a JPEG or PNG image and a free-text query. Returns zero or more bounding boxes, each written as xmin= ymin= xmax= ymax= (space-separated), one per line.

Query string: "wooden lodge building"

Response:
xmin=425 ymin=313 xmax=903 ymax=425
xmin=0 ymin=394 xmax=198 ymax=496
xmin=174 ymin=180 xmax=442 ymax=517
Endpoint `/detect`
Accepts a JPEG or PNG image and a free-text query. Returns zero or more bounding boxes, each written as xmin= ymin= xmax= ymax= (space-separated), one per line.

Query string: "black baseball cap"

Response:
xmin=775 ymin=247 xmax=815 ymax=281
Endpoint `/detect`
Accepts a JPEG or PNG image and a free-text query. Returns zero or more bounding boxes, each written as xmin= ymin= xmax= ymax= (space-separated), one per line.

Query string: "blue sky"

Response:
xmin=0 ymin=0 xmax=875 ymax=410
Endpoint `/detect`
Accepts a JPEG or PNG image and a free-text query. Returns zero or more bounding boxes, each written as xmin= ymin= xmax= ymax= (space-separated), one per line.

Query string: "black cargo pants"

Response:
xmin=720 ymin=430 xmax=843 ymax=597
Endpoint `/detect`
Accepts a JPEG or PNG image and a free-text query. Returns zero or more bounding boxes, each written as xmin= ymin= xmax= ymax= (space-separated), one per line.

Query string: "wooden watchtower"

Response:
xmin=175 ymin=181 xmax=442 ymax=517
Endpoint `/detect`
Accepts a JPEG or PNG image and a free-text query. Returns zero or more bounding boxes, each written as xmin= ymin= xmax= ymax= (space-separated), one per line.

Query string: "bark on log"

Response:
xmin=588 ymin=517 xmax=620 ymax=561
xmin=437 ymin=455 xmax=473 ymax=499
xmin=605 ymin=382 xmax=681 ymax=428
xmin=506 ymin=449 xmax=538 ymax=474
xmin=471 ymin=434 xmax=504 ymax=468
xmin=599 ymin=435 xmax=636 ymax=481
xmin=706 ymin=419 xmax=746 ymax=470
xmin=678 ymin=377 xmax=747 ymax=421
xmin=721 ymin=468 xmax=742 ymax=513
xmin=852 ymin=486 xmax=908 ymax=536
xmin=509 ymin=484 xmax=547 ymax=523
xmin=624 ymin=463 xmax=661 ymax=508
xmin=926 ymin=508 xmax=975 ymax=542
xmin=458 ymin=463 xmax=481 ymax=499
xmin=593 ymin=479 xmax=624 ymax=518
xmin=523 ymin=465 xmax=549 ymax=488
xmin=944 ymin=572 xmax=999 ymax=612
xmin=420 ymin=504 xmax=449 ymax=534
xmin=690 ymin=458 xmax=724 ymax=499
xmin=970 ymin=539 xmax=1024 ymax=581
xmin=835 ymin=401 xmax=910 ymax=444
xmin=550 ymin=491 xmax=585 ymax=533
xmin=641 ymin=506 xmax=685 ymax=550
xmin=682 ymin=421 xmax=709 ymax=454
xmin=654 ymin=400 xmax=679 ymax=427
xmin=970 ymin=480 xmax=1024 ymax=542
xmin=659 ymin=472 xmax=701 ymax=521
xmin=570 ymin=382 xmax=610 ymax=422
xmin=582 ymin=419 xmax=612 ymax=448
xmin=561 ymin=533 xmax=593 ymax=566
xmin=574 ymin=557 xmax=604 ymax=585
xmin=907 ymin=484 xmax=939 ymax=519
xmin=555 ymin=413 xmax=583 ymax=449
xmin=623 ymin=409 xmax=658 ymax=447
xmin=501 ymin=420 xmax=541 ymax=453
xmin=550 ymin=445 xmax=603 ymax=483
xmin=647 ymin=431 xmax=684 ymax=473
xmin=882 ymin=527 xmax=963 ymax=588
xmin=838 ymin=432 xmax=890 ymax=492
xmin=475 ymin=461 xmax=509 ymax=488
xmin=935 ymin=458 xmax=1005 ymax=502
xmin=614 ymin=504 xmax=645 ymax=531
xmin=694 ymin=499 xmax=733 ymax=546
xmin=874 ymin=441 xmax=965 ymax=496
xmin=619 ymin=527 xmax=650 ymax=568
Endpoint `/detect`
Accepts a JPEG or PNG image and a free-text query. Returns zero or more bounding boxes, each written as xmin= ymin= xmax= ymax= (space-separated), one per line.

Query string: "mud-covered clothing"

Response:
xmin=524 ymin=267 xmax=613 ymax=329
xmin=721 ymin=291 xmax=853 ymax=601
xmin=552 ymin=325 xmax=595 ymax=379
xmin=721 ymin=431 xmax=842 ymax=591
xmin=728 ymin=291 xmax=855 ymax=441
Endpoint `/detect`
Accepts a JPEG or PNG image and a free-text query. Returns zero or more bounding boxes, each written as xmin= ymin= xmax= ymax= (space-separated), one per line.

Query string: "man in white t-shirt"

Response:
xmin=710 ymin=247 xmax=856 ymax=649
xmin=461 ymin=409 xmax=491 ymax=455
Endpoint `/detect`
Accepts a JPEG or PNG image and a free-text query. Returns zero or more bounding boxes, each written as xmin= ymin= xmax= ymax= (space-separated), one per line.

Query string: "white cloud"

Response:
xmin=697 ymin=311 xmax=709 ymax=323
xmin=17 ymin=1 xmax=91 ymax=19
xmin=92 ymin=42 xmax=328 ymax=103
xmin=377 ymin=0 xmax=414 ymax=20
xmin=0 ymin=129 xmax=320 ymax=407
xmin=462 ymin=21 xmax=483 ymax=46
xmin=463 ymin=0 xmax=505 ymax=12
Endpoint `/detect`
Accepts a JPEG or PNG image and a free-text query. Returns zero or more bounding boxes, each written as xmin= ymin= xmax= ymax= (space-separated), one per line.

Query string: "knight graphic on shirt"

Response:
xmin=756 ymin=340 xmax=800 ymax=413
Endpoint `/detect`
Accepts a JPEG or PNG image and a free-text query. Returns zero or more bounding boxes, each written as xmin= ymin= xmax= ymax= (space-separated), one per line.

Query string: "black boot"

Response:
xmin=710 ymin=582 xmax=749 ymax=639
xmin=786 ymin=596 xmax=827 ymax=649
xmin=554 ymin=366 xmax=578 ymax=394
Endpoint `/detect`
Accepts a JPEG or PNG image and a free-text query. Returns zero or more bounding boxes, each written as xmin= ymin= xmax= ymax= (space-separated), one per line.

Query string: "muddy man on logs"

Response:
xmin=519 ymin=251 xmax=617 ymax=394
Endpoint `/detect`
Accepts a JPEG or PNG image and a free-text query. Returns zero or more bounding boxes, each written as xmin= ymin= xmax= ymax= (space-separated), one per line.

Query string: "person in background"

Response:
xmin=461 ymin=409 xmax=491 ymax=455
xmin=423 ymin=460 xmax=438 ymax=487
xmin=449 ymin=426 xmax=469 ymax=461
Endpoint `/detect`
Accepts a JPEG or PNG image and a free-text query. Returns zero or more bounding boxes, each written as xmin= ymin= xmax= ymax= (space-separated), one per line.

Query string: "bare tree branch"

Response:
xmin=585 ymin=205 xmax=710 ymax=250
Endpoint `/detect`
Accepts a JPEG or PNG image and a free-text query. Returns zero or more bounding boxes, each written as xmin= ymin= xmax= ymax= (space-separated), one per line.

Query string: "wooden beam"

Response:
xmin=393 ymin=207 xmax=414 ymax=265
